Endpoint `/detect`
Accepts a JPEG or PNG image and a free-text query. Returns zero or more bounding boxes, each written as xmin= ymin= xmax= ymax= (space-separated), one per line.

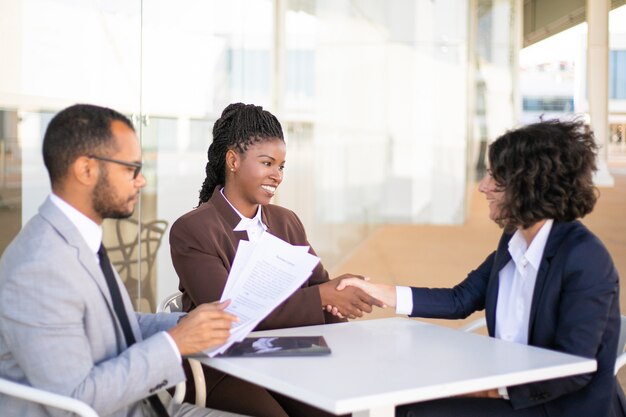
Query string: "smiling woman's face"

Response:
xmin=478 ymin=171 xmax=505 ymax=223
xmin=224 ymin=138 xmax=286 ymax=218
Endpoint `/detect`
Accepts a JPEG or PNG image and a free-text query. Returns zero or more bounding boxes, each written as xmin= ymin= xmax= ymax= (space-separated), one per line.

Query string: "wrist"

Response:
xmin=318 ymin=282 xmax=332 ymax=306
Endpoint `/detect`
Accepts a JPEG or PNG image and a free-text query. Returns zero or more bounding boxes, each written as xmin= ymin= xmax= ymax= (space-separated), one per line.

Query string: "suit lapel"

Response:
xmin=526 ymin=221 xmax=574 ymax=339
xmin=211 ymin=186 xmax=251 ymax=242
xmin=38 ymin=198 xmax=128 ymax=348
xmin=527 ymin=258 xmax=551 ymax=340
xmin=485 ymin=231 xmax=513 ymax=335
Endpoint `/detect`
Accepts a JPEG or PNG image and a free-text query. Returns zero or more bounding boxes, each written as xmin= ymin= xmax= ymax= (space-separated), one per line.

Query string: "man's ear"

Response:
xmin=71 ymin=156 xmax=99 ymax=186
xmin=225 ymin=149 xmax=240 ymax=172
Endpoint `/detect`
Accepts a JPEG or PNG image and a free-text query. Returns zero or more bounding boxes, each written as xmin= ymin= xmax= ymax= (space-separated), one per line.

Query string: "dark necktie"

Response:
xmin=98 ymin=244 xmax=170 ymax=417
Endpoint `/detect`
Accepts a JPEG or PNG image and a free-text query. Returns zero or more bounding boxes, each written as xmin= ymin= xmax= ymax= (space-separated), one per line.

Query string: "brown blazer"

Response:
xmin=170 ymin=186 xmax=343 ymax=330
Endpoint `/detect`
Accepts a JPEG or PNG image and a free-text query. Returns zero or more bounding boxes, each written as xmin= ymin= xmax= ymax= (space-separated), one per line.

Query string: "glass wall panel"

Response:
xmin=283 ymin=0 xmax=471 ymax=237
xmin=0 ymin=0 xmax=144 ymax=306
xmin=277 ymin=0 xmax=479 ymax=265
xmin=141 ymin=0 xmax=275 ymax=304
xmin=141 ymin=0 xmax=477 ymax=301
xmin=468 ymin=0 xmax=517 ymax=182
xmin=0 ymin=110 xmax=21 ymax=254
xmin=0 ymin=0 xmax=519 ymax=311
xmin=610 ymin=50 xmax=626 ymax=99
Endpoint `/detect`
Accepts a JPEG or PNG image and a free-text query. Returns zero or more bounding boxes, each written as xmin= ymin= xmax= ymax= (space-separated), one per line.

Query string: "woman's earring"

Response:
xmin=230 ymin=168 xmax=235 ymax=172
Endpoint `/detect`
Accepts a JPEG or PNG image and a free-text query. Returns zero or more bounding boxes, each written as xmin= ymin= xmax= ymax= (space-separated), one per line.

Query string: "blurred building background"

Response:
xmin=520 ymin=6 xmax=626 ymax=149
xmin=0 ymin=0 xmax=624 ymax=312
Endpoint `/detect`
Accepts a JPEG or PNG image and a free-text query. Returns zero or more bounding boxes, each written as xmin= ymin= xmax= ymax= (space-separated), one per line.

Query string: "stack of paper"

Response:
xmin=205 ymin=231 xmax=320 ymax=357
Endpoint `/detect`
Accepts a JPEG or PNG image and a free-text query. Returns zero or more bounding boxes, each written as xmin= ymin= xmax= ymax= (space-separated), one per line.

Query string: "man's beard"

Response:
xmin=92 ymin=169 xmax=136 ymax=219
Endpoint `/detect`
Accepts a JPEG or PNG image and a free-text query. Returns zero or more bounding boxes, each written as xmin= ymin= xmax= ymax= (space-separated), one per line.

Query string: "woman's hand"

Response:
xmin=335 ymin=278 xmax=397 ymax=309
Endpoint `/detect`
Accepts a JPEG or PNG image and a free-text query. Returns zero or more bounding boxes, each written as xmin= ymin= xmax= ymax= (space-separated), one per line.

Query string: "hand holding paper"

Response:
xmin=204 ymin=232 xmax=320 ymax=356
xmin=168 ymin=301 xmax=239 ymax=356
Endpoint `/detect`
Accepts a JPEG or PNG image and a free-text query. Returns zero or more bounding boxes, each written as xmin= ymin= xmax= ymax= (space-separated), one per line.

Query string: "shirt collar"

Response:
xmin=220 ymin=188 xmax=267 ymax=232
xmin=508 ymin=219 xmax=554 ymax=271
xmin=49 ymin=193 xmax=103 ymax=255
xmin=524 ymin=219 xmax=554 ymax=270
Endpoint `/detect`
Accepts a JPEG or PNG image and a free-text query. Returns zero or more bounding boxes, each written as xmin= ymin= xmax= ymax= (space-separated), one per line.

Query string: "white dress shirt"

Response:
xmin=49 ymin=193 xmax=181 ymax=361
xmin=495 ymin=219 xmax=553 ymax=344
xmin=50 ymin=193 xmax=102 ymax=258
xmin=220 ymin=188 xmax=267 ymax=241
xmin=494 ymin=219 xmax=552 ymax=398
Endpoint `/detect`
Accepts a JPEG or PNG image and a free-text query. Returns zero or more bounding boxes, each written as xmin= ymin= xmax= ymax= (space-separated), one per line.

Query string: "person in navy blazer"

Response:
xmin=336 ymin=119 xmax=626 ymax=417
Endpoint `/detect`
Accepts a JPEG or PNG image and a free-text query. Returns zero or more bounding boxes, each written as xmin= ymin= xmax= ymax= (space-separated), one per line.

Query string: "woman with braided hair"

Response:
xmin=170 ymin=103 xmax=380 ymax=417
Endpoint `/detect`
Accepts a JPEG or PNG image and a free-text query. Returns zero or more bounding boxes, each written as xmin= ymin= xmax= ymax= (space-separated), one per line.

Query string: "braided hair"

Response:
xmin=198 ymin=103 xmax=284 ymax=206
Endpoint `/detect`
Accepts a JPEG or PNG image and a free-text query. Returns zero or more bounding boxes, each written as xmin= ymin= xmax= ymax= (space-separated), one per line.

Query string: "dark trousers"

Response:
xmin=396 ymin=397 xmax=548 ymax=417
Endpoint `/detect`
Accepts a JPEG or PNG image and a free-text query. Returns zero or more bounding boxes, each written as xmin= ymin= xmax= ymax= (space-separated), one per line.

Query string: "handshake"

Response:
xmin=318 ymin=274 xmax=398 ymax=319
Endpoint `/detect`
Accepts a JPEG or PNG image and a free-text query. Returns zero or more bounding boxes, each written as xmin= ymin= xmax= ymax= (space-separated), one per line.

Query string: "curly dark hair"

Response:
xmin=197 ymin=103 xmax=284 ymax=206
xmin=42 ymin=104 xmax=134 ymax=185
xmin=488 ymin=119 xmax=598 ymax=231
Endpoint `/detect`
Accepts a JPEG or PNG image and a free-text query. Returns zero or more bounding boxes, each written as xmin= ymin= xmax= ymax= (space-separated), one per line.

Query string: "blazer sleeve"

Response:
xmin=409 ymin=251 xmax=495 ymax=319
xmin=506 ymin=236 xmax=619 ymax=409
xmin=0 ymin=257 xmax=184 ymax=417
xmin=136 ymin=311 xmax=184 ymax=339
xmin=170 ymin=214 xmax=236 ymax=307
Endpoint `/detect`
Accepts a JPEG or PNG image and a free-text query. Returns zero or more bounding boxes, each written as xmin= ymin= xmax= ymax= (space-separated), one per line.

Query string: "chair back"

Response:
xmin=157 ymin=292 xmax=184 ymax=313
xmin=105 ymin=218 xmax=168 ymax=312
xmin=0 ymin=377 xmax=98 ymax=417
xmin=156 ymin=292 xmax=207 ymax=406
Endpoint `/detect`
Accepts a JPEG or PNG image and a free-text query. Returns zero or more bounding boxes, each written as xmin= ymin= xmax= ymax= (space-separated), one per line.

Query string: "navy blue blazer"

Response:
xmin=409 ymin=220 xmax=624 ymax=417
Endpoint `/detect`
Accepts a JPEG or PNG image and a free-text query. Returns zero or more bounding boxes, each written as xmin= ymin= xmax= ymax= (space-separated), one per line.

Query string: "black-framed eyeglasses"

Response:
xmin=88 ymin=155 xmax=142 ymax=179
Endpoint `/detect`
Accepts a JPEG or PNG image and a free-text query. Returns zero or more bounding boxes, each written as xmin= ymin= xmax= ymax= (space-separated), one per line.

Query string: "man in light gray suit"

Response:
xmin=0 ymin=104 xmax=244 ymax=417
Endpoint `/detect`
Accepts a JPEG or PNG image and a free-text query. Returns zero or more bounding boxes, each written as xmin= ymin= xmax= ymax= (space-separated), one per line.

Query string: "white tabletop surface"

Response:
xmin=200 ymin=317 xmax=596 ymax=416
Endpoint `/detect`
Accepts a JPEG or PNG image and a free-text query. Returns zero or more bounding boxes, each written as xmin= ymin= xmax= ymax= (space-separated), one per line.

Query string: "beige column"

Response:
xmin=587 ymin=0 xmax=614 ymax=186
xmin=272 ymin=0 xmax=286 ymax=115
xmin=512 ymin=0 xmax=523 ymax=124
xmin=271 ymin=0 xmax=286 ymax=207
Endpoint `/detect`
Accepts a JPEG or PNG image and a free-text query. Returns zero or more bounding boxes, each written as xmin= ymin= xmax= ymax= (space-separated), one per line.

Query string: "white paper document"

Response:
xmin=205 ymin=232 xmax=320 ymax=356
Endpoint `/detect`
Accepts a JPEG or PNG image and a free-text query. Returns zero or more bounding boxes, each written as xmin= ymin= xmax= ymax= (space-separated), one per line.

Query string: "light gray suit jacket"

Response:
xmin=0 ymin=197 xmax=186 ymax=416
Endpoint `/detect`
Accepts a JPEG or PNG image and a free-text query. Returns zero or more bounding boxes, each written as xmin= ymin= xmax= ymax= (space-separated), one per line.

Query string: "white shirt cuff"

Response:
xmin=498 ymin=386 xmax=509 ymax=400
xmin=162 ymin=331 xmax=182 ymax=363
xmin=395 ymin=286 xmax=413 ymax=315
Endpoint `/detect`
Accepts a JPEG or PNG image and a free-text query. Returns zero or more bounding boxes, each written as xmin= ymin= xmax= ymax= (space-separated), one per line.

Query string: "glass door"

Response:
xmin=0 ymin=0 xmax=144 ymax=306
xmin=140 ymin=0 xmax=275 ymax=307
